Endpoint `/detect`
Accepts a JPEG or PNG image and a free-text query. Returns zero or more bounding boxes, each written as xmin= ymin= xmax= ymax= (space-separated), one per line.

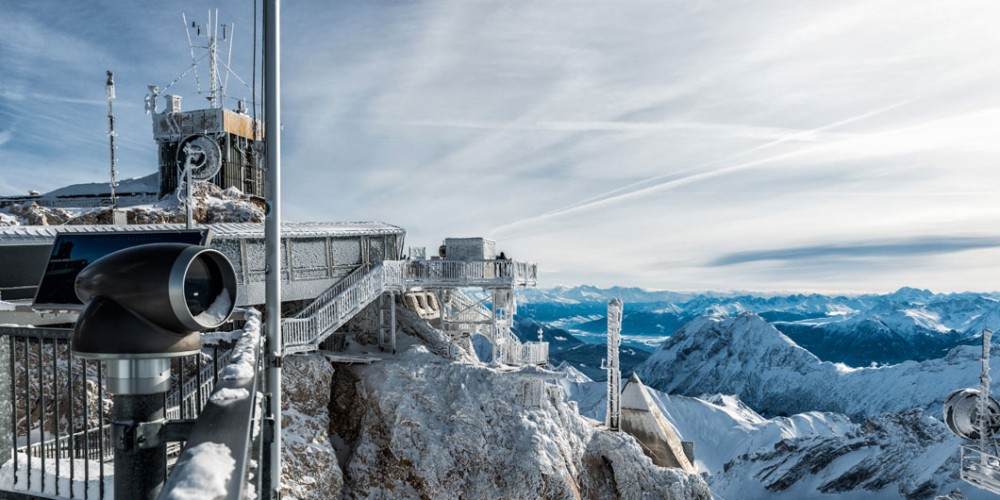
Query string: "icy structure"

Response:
xmin=604 ymin=298 xmax=622 ymax=431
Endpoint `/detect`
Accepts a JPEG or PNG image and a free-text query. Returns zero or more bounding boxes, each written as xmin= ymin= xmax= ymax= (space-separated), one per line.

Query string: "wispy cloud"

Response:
xmin=709 ymin=236 xmax=1000 ymax=267
xmin=7 ymin=0 xmax=1000 ymax=292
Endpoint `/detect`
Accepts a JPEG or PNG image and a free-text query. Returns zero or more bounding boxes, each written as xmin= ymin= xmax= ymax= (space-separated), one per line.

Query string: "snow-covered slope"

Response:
xmin=556 ymin=366 xmax=990 ymax=499
xmin=711 ymin=409 xmax=985 ymax=500
xmin=635 ymin=312 xmax=995 ymax=420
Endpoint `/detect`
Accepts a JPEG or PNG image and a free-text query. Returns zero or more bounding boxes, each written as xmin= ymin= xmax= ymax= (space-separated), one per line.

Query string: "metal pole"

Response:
xmin=112 ymin=394 xmax=166 ymax=499
xmin=106 ymin=71 xmax=118 ymax=209
xmin=979 ymin=328 xmax=992 ymax=463
xmin=264 ymin=0 xmax=283 ymax=496
xmin=186 ymin=164 xmax=193 ymax=229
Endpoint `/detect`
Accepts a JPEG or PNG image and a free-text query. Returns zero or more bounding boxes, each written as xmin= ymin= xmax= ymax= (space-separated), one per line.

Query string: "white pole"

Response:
xmin=264 ymin=0 xmax=283 ymax=495
xmin=105 ymin=71 xmax=118 ymax=209
xmin=980 ymin=329 xmax=992 ymax=462
xmin=606 ymin=298 xmax=623 ymax=431
xmin=185 ymin=165 xmax=193 ymax=229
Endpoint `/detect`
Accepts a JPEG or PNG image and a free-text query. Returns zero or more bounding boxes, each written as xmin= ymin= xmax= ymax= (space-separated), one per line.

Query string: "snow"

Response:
xmin=636 ymin=312 xmax=1000 ymax=420
xmin=220 ymin=309 xmax=261 ymax=381
xmin=162 ymin=442 xmax=236 ymax=500
xmin=0 ymin=454 xmax=111 ymax=498
xmin=194 ymin=291 xmax=232 ymax=325
xmin=209 ymin=387 xmax=250 ymax=406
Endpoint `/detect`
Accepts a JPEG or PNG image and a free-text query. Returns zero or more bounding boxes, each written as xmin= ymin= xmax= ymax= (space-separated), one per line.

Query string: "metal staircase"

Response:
xmin=282 ymin=262 xmax=405 ymax=355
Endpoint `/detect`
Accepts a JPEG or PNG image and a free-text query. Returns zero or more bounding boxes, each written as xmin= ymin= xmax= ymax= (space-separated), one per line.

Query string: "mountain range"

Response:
xmin=516 ymin=285 xmax=1000 ymax=367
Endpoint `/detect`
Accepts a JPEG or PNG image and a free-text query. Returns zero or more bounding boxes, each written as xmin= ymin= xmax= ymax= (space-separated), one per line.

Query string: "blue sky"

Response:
xmin=3 ymin=0 xmax=1000 ymax=293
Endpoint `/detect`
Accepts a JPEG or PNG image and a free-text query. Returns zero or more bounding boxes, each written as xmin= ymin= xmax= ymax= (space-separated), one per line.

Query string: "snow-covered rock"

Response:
xmin=280 ymin=354 xmax=344 ymax=500
xmin=711 ymin=409 xmax=990 ymax=500
xmin=556 ymin=365 xmax=989 ymax=499
xmin=328 ymin=344 xmax=711 ymax=499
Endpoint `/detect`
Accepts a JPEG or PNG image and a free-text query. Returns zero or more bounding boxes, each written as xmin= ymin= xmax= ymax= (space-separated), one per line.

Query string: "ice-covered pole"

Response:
xmin=606 ymin=298 xmax=623 ymax=431
xmin=980 ymin=329 xmax=992 ymax=462
xmin=106 ymin=70 xmax=118 ymax=209
xmin=264 ymin=0 xmax=283 ymax=495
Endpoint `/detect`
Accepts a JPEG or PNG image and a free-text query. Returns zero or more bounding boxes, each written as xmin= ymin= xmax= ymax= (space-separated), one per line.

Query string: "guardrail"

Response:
xmin=161 ymin=310 xmax=264 ymax=500
xmin=961 ymin=444 xmax=1000 ymax=493
xmin=403 ymin=260 xmax=537 ymax=288
xmin=283 ymin=263 xmax=405 ymax=355
xmin=1 ymin=321 xmax=244 ymax=500
xmin=280 ymin=259 xmax=540 ymax=360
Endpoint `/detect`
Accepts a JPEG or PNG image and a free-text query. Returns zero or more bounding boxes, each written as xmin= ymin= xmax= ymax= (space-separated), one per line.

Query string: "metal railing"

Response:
xmin=283 ymin=263 xmax=406 ymax=355
xmin=961 ymin=444 xmax=1000 ymax=493
xmin=161 ymin=311 xmax=264 ymax=500
xmin=1 ymin=324 xmax=242 ymax=500
xmin=403 ymin=259 xmax=537 ymax=288
xmin=279 ymin=259 xmax=539 ymax=359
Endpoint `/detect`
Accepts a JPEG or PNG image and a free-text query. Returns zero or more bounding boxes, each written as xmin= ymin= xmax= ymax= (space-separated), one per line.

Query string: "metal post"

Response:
xmin=108 ymin=359 xmax=171 ymax=500
xmin=390 ymin=293 xmax=397 ymax=354
xmin=185 ymin=165 xmax=194 ymax=229
xmin=979 ymin=329 xmax=992 ymax=463
xmin=605 ymin=298 xmax=623 ymax=432
xmin=112 ymin=394 xmax=166 ymax=499
xmin=264 ymin=0 xmax=283 ymax=496
xmin=106 ymin=70 xmax=118 ymax=209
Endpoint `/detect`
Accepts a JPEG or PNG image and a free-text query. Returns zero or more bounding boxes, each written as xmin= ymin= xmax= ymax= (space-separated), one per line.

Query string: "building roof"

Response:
xmin=0 ymin=221 xmax=406 ymax=245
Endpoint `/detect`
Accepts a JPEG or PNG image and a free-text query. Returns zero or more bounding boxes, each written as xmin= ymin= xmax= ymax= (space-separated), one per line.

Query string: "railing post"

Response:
xmin=0 ymin=335 xmax=10 ymax=467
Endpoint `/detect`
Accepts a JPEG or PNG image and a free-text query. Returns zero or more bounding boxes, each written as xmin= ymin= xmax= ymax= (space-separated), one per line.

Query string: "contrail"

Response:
xmin=552 ymin=101 xmax=910 ymax=214
xmin=491 ymin=101 xmax=911 ymax=236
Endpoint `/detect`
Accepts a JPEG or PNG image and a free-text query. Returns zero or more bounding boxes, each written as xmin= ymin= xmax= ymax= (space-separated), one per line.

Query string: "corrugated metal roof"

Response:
xmin=0 ymin=221 xmax=406 ymax=245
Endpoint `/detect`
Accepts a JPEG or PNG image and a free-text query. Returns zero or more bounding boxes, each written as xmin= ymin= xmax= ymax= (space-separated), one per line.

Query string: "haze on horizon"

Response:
xmin=2 ymin=0 xmax=1000 ymax=294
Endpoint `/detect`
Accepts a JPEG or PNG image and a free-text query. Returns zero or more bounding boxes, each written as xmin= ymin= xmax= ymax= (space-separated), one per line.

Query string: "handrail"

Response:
xmin=402 ymin=259 xmax=538 ymax=288
xmin=160 ymin=311 xmax=263 ymax=500
xmin=283 ymin=263 xmax=399 ymax=354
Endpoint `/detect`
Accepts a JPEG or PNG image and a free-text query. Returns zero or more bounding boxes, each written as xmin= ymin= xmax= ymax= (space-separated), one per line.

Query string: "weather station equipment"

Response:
xmin=944 ymin=328 xmax=1000 ymax=494
xmin=147 ymin=11 xmax=265 ymax=201
xmin=176 ymin=133 xmax=223 ymax=228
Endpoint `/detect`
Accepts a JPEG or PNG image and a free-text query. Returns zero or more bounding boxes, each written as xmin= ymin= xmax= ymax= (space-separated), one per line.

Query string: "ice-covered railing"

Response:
xmin=161 ymin=309 xmax=265 ymax=500
xmin=960 ymin=445 xmax=1000 ymax=493
xmin=283 ymin=262 xmax=406 ymax=355
xmin=280 ymin=259 xmax=538 ymax=357
xmin=445 ymin=290 xmax=493 ymax=330
xmin=403 ymin=259 xmax=537 ymax=288
xmin=441 ymin=289 xmax=547 ymax=366
xmin=1 ymin=319 xmax=250 ymax=500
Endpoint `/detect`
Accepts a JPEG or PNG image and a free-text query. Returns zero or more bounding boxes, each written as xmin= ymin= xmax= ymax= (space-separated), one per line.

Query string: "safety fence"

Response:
xmin=1 ymin=321 xmax=248 ymax=499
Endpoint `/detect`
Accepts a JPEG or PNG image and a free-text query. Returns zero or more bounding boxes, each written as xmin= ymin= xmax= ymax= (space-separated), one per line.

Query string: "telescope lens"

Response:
xmin=184 ymin=256 xmax=224 ymax=316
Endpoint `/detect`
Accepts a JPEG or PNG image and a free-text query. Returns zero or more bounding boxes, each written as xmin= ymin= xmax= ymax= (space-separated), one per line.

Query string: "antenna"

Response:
xmin=149 ymin=12 xmax=248 ymax=113
xmin=605 ymin=298 xmax=623 ymax=431
xmin=106 ymin=70 xmax=118 ymax=209
xmin=944 ymin=328 xmax=1000 ymax=493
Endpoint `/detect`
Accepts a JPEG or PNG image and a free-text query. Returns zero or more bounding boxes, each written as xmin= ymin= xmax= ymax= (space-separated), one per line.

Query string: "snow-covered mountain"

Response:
xmin=556 ymin=366 xmax=988 ymax=499
xmin=635 ymin=312 xmax=995 ymax=420
xmin=518 ymin=285 xmax=1000 ymax=367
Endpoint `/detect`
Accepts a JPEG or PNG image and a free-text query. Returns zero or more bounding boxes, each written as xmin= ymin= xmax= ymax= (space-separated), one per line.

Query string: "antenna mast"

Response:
xmin=605 ymin=298 xmax=623 ymax=431
xmin=980 ymin=329 xmax=993 ymax=464
xmin=106 ymin=70 xmax=118 ymax=209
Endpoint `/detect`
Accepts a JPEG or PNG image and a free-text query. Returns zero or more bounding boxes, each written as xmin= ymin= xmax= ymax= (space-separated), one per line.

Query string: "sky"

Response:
xmin=3 ymin=0 xmax=1000 ymax=293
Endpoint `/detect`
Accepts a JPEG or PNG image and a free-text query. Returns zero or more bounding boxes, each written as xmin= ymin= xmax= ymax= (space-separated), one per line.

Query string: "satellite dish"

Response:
xmin=177 ymin=134 xmax=222 ymax=181
xmin=944 ymin=388 xmax=1000 ymax=440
